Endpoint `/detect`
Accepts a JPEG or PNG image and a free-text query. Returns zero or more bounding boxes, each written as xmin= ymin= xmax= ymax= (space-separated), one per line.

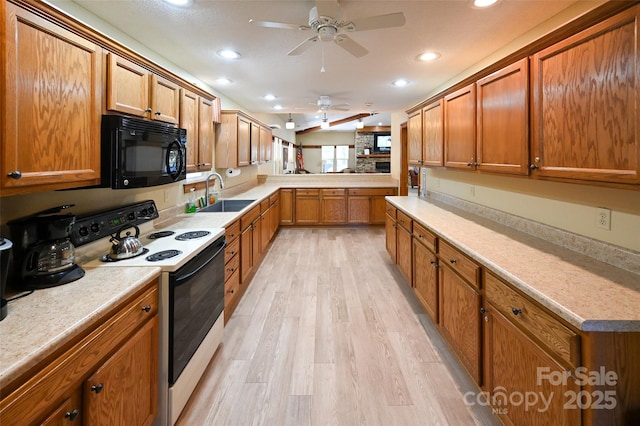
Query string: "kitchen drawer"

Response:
xmin=225 ymin=220 xmax=240 ymax=243
xmin=240 ymin=205 xmax=261 ymax=229
xmin=296 ymin=188 xmax=319 ymax=197
xmin=485 ymin=272 xmax=580 ymax=367
xmin=260 ymin=199 xmax=270 ymax=212
xmin=269 ymin=192 xmax=280 ymax=205
xmin=439 ymin=241 xmax=480 ymax=289
xmin=225 ymin=237 xmax=240 ymax=265
xmin=225 ymin=252 xmax=240 ymax=282
xmin=347 ymin=188 xmax=396 ymax=196
xmin=396 ymin=211 xmax=412 ymax=232
xmin=413 ymin=222 xmax=437 ymax=253
xmin=385 ymin=203 xmax=396 ymax=219
xmin=225 ymin=268 xmax=240 ymax=308
xmin=321 ymin=188 xmax=345 ymax=196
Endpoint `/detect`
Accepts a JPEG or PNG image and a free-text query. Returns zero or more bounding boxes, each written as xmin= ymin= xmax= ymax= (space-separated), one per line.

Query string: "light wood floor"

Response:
xmin=177 ymin=227 xmax=500 ymax=426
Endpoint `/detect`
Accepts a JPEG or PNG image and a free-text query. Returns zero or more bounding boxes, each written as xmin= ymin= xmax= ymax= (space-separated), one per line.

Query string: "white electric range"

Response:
xmin=77 ymin=201 xmax=226 ymax=426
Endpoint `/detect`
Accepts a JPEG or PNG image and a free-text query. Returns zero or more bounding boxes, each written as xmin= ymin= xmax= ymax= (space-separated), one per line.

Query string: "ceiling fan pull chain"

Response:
xmin=320 ymin=42 xmax=326 ymax=73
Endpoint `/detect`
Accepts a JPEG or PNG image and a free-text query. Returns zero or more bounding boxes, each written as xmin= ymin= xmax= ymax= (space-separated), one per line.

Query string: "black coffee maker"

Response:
xmin=8 ymin=205 xmax=85 ymax=290
xmin=0 ymin=237 xmax=12 ymax=320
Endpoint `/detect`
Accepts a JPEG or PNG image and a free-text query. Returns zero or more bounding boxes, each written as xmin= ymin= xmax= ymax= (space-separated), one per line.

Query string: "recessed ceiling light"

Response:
xmin=471 ymin=0 xmax=499 ymax=8
xmin=273 ymin=105 xmax=284 ymax=110
xmin=163 ymin=0 xmax=193 ymax=6
xmin=214 ymin=78 xmax=232 ymax=85
xmin=217 ymin=49 xmax=241 ymax=59
xmin=263 ymin=94 xmax=277 ymax=101
xmin=417 ymin=51 xmax=440 ymax=62
xmin=392 ymin=79 xmax=409 ymax=87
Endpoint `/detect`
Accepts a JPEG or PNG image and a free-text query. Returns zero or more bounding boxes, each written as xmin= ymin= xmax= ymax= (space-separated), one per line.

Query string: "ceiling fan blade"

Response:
xmin=332 ymin=103 xmax=350 ymax=111
xmin=288 ymin=36 xmax=319 ymax=56
xmin=315 ymin=0 xmax=339 ymax=19
xmin=334 ymin=34 xmax=368 ymax=57
xmin=348 ymin=12 xmax=406 ymax=32
xmin=249 ymin=19 xmax=307 ymax=30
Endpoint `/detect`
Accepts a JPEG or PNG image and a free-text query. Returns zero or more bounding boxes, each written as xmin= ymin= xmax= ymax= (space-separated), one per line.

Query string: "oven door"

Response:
xmin=168 ymin=236 xmax=226 ymax=385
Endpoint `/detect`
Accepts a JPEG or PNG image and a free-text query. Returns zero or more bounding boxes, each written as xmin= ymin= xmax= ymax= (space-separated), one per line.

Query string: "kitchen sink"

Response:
xmin=198 ymin=199 xmax=256 ymax=213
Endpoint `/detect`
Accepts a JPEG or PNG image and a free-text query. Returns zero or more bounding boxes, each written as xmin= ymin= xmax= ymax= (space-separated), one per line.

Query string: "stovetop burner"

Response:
xmin=148 ymin=230 xmax=175 ymax=239
xmin=175 ymin=230 xmax=210 ymax=241
xmin=100 ymin=248 xmax=150 ymax=262
xmin=146 ymin=249 xmax=182 ymax=262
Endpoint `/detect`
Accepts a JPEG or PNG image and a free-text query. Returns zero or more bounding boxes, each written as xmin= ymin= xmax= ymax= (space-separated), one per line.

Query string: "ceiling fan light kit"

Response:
xmin=250 ymin=0 xmax=406 ymax=59
xmin=286 ymin=113 xmax=295 ymax=129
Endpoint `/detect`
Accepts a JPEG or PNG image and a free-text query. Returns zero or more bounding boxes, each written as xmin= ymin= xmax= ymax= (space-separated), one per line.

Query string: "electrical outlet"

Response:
xmin=469 ymin=185 xmax=476 ymax=197
xmin=164 ymin=189 xmax=171 ymax=203
xmin=596 ymin=207 xmax=611 ymax=230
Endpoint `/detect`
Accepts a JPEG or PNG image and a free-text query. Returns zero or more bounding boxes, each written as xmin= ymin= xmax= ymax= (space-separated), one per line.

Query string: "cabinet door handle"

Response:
xmin=228 ymin=267 xmax=235 ymax=273
xmin=480 ymin=307 xmax=488 ymax=314
xmin=511 ymin=307 xmax=522 ymax=316
xmin=449 ymin=259 xmax=456 ymax=264
xmin=529 ymin=164 xmax=539 ymax=170
xmin=145 ymin=107 xmax=152 ymax=113
xmin=7 ymin=171 xmax=22 ymax=179
xmin=141 ymin=305 xmax=151 ymax=313
xmin=91 ymin=383 xmax=104 ymax=393
xmin=65 ymin=409 xmax=80 ymax=421
xmin=155 ymin=111 xmax=162 ymax=116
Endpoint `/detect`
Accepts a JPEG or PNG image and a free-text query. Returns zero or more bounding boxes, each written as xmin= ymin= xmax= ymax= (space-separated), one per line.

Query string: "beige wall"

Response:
xmin=424 ymin=169 xmax=640 ymax=252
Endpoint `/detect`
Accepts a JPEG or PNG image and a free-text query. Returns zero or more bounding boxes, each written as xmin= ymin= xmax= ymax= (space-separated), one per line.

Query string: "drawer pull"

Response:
xmin=228 ymin=289 xmax=234 ymax=294
xmin=229 ymin=233 xmax=236 ymax=238
xmin=229 ymin=250 xmax=236 ymax=255
xmin=7 ymin=171 xmax=22 ymax=179
xmin=91 ymin=383 xmax=104 ymax=394
xmin=65 ymin=409 xmax=80 ymax=421
xmin=141 ymin=305 xmax=151 ymax=313
xmin=418 ymin=234 xmax=424 ymax=238
xmin=449 ymin=259 xmax=456 ymax=264
xmin=228 ymin=267 xmax=236 ymax=272
xmin=429 ymin=260 xmax=437 ymax=265
xmin=511 ymin=307 xmax=522 ymax=316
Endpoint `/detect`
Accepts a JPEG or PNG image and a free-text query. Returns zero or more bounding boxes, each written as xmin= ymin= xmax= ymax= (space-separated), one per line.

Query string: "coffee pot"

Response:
xmin=8 ymin=205 xmax=85 ymax=289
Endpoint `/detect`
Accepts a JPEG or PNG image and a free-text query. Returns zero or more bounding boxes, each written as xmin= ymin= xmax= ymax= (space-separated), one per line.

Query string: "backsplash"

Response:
xmin=425 ymin=191 xmax=640 ymax=275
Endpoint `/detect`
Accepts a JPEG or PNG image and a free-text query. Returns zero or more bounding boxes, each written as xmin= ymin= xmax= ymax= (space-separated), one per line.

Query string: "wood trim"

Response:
xmin=296 ymin=113 xmax=370 ymax=134
xmin=406 ymin=0 xmax=640 ymax=114
xmin=356 ymin=126 xmax=391 ymax=133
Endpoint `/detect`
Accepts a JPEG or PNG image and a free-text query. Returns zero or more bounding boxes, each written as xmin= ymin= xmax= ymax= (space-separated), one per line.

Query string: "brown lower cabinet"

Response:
xmin=386 ymin=202 xmax=640 ymax=425
xmin=0 ymin=280 xmax=159 ymax=426
xmin=282 ymin=187 xmax=398 ymax=225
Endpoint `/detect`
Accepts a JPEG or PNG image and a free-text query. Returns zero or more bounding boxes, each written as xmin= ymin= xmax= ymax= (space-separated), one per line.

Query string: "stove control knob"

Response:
xmin=127 ymin=212 xmax=136 ymax=221
xmin=79 ymin=226 xmax=89 ymax=237
xmin=90 ymin=223 xmax=100 ymax=233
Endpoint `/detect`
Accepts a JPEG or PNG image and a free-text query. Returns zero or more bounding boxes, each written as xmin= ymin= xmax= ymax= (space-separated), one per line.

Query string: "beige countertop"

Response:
xmin=386 ymin=196 xmax=640 ymax=332
xmin=0 ymin=266 xmax=161 ymax=389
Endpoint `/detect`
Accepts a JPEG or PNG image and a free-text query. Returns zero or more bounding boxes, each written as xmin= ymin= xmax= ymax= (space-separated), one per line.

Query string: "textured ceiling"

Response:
xmin=56 ymin=0 xmax=591 ymax=131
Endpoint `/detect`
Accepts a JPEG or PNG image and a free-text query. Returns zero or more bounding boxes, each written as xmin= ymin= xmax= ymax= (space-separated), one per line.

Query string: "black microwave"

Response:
xmin=100 ymin=115 xmax=187 ymax=189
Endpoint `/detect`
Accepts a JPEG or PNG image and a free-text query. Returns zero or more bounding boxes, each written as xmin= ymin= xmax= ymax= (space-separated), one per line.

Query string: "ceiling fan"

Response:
xmin=249 ymin=0 xmax=406 ymax=58
xmin=316 ymin=95 xmax=350 ymax=112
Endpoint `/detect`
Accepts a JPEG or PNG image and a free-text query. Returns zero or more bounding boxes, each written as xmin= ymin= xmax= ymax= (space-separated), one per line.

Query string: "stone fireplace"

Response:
xmin=355 ymin=131 xmax=391 ymax=173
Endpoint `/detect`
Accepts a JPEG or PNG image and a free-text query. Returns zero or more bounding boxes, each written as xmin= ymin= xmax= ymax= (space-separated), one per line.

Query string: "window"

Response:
xmin=322 ymin=145 xmax=350 ymax=173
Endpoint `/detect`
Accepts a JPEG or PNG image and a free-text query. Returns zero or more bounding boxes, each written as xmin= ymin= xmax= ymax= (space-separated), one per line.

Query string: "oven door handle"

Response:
xmin=173 ymin=241 xmax=226 ymax=283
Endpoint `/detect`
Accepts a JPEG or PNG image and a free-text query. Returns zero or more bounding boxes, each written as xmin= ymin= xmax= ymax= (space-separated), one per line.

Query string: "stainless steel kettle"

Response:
xmin=108 ymin=225 xmax=144 ymax=260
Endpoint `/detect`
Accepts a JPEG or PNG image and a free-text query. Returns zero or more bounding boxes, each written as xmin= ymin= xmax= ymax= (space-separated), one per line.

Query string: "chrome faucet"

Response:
xmin=205 ymin=172 xmax=224 ymax=205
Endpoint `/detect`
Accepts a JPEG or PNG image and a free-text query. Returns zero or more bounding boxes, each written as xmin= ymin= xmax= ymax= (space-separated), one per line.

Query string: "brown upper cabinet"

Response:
xmin=531 ymin=5 xmax=640 ymax=185
xmin=422 ymin=99 xmax=444 ymax=167
xmin=216 ymin=110 xmax=272 ymax=168
xmin=2 ymin=2 xmax=102 ymax=196
xmin=106 ymin=53 xmax=180 ymax=124
xmin=444 ymin=83 xmax=477 ymax=170
xmin=407 ymin=110 xmax=423 ymax=166
xmin=180 ymin=89 xmax=214 ymax=172
xmin=476 ymin=58 xmax=529 ymax=175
